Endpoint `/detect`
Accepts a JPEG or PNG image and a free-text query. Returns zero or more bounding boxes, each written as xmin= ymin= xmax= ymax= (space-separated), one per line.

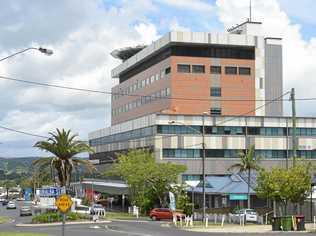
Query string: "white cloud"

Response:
xmin=169 ymin=18 xmax=191 ymax=31
xmin=0 ymin=0 xmax=159 ymax=156
xmin=135 ymin=23 xmax=160 ymax=44
xmin=157 ymin=0 xmax=213 ymax=12
xmin=216 ymin=0 xmax=316 ymax=116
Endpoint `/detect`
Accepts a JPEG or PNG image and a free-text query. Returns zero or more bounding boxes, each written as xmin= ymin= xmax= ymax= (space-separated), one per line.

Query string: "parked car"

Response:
xmin=233 ymin=208 xmax=258 ymax=222
xmin=20 ymin=206 xmax=32 ymax=216
xmin=73 ymin=205 xmax=90 ymax=215
xmin=2 ymin=199 xmax=9 ymax=206
xmin=90 ymin=204 xmax=105 ymax=216
xmin=6 ymin=201 xmax=16 ymax=209
xmin=149 ymin=208 xmax=185 ymax=221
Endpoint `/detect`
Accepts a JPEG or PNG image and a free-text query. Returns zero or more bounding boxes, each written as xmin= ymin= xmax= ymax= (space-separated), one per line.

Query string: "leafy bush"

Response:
xmin=32 ymin=212 xmax=88 ymax=224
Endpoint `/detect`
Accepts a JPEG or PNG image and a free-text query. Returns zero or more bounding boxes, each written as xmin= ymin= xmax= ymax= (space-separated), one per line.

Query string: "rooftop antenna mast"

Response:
xmin=249 ymin=0 xmax=252 ymax=22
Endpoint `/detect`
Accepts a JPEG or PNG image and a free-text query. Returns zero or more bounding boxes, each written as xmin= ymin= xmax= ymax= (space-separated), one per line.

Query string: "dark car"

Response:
xmin=2 ymin=199 xmax=9 ymax=206
xmin=149 ymin=208 xmax=185 ymax=221
xmin=20 ymin=206 xmax=32 ymax=216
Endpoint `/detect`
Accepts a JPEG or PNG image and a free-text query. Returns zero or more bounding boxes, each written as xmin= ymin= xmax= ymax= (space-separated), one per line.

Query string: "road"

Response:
xmin=0 ymin=201 xmax=313 ymax=236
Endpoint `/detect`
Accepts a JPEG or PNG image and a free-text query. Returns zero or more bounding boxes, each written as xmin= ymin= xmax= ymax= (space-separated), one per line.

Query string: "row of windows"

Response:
xmin=112 ymin=88 xmax=171 ymax=116
xmin=157 ymin=125 xmax=316 ymax=136
xmin=113 ymin=66 xmax=171 ymax=101
xmin=171 ymin=45 xmax=255 ymax=60
xmin=163 ymin=149 xmax=316 ymax=159
xmin=177 ymin=64 xmax=251 ymax=75
xmin=89 ymin=126 xmax=155 ymax=146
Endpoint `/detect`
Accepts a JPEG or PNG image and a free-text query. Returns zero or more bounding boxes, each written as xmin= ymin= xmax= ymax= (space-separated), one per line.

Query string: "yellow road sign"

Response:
xmin=55 ymin=194 xmax=73 ymax=213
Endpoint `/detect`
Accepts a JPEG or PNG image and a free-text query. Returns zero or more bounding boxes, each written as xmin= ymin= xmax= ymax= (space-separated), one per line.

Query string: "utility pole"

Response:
xmin=290 ymin=88 xmax=297 ymax=166
xmin=202 ymin=112 xmax=206 ymax=222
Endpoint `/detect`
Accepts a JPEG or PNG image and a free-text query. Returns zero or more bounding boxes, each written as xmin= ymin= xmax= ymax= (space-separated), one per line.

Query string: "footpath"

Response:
xmin=183 ymin=223 xmax=316 ymax=233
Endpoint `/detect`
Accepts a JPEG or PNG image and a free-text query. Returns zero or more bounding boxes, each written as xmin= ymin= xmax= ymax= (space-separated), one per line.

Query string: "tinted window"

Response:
xmin=239 ymin=67 xmax=251 ymax=75
xmin=210 ymin=108 xmax=221 ymax=115
xmin=225 ymin=66 xmax=237 ymax=75
xmin=177 ymin=64 xmax=190 ymax=73
xmin=192 ymin=65 xmax=205 ymax=73
xmin=165 ymin=67 xmax=171 ymax=74
xmin=210 ymin=66 xmax=221 ymax=74
xmin=211 ymin=87 xmax=221 ymax=97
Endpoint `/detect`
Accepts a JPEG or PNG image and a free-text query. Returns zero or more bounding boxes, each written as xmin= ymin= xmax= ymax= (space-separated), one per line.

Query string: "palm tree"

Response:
xmin=33 ymin=128 xmax=96 ymax=188
xmin=228 ymin=145 xmax=260 ymax=209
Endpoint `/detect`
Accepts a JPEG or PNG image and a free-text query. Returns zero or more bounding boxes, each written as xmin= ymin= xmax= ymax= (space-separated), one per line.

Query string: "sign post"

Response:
xmin=55 ymin=194 xmax=73 ymax=236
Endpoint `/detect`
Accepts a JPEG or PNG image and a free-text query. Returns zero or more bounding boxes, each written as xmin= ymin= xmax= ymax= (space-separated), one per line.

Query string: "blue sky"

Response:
xmin=0 ymin=0 xmax=316 ymax=157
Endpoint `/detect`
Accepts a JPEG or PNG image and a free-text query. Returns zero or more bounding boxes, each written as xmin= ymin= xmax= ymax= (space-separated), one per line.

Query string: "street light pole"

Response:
xmin=202 ymin=112 xmax=206 ymax=222
xmin=0 ymin=47 xmax=53 ymax=62
xmin=169 ymin=111 xmax=208 ymax=222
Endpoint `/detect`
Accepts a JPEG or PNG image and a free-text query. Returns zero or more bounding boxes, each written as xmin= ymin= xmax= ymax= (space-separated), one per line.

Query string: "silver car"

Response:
xmin=6 ymin=201 xmax=16 ymax=209
xmin=20 ymin=206 xmax=32 ymax=216
xmin=234 ymin=208 xmax=258 ymax=222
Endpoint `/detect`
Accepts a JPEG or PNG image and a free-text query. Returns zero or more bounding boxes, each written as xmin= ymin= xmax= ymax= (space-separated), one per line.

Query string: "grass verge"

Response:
xmin=105 ymin=212 xmax=149 ymax=220
xmin=0 ymin=216 xmax=10 ymax=224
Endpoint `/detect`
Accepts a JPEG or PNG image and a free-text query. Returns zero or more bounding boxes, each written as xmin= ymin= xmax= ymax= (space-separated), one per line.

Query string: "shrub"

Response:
xmin=32 ymin=212 xmax=88 ymax=224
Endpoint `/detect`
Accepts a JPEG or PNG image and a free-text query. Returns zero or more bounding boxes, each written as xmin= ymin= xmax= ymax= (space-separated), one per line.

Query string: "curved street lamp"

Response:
xmin=0 ymin=47 xmax=53 ymax=62
xmin=168 ymin=111 xmax=208 ymax=222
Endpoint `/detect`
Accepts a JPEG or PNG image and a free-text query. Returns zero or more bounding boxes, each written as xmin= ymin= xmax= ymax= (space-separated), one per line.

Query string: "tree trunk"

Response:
xmin=247 ymin=168 xmax=251 ymax=209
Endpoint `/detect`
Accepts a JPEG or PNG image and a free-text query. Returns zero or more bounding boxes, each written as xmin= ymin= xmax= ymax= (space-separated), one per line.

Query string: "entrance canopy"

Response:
xmin=72 ymin=179 xmax=129 ymax=195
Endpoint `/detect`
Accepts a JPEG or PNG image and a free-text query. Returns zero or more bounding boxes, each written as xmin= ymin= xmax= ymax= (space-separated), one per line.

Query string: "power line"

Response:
xmin=0 ymin=75 xmax=309 ymax=102
xmin=0 ymin=90 xmax=289 ymax=142
xmin=0 ymin=125 xmax=48 ymax=139
xmin=214 ymin=91 xmax=291 ymax=126
xmin=91 ymin=91 xmax=290 ymax=147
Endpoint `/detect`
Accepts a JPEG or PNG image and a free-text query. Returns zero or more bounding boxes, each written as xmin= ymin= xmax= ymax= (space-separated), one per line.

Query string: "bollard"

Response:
xmin=221 ymin=215 xmax=225 ymax=227
xmin=190 ymin=215 xmax=193 ymax=227
xmin=314 ymin=216 xmax=316 ymax=230
xmin=173 ymin=215 xmax=177 ymax=226
xmin=214 ymin=214 xmax=217 ymax=224
xmin=205 ymin=217 xmax=209 ymax=227
xmin=179 ymin=216 xmax=183 ymax=227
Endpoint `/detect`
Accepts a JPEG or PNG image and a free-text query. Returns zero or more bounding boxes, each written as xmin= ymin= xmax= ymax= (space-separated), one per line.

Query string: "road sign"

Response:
xmin=55 ymin=194 xmax=73 ymax=213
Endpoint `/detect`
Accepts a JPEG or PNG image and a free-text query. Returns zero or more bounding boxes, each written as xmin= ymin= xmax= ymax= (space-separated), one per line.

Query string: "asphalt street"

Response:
xmin=0 ymin=202 xmax=314 ymax=236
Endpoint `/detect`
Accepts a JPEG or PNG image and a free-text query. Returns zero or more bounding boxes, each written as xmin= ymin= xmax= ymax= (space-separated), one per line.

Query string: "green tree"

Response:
xmin=33 ymin=128 xmax=96 ymax=188
xmin=228 ymin=145 xmax=260 ymax=209
xmin=107 ymin=149 xmax=186 ymax=212
xmin=256 ymin=162 xmax=312 ymax=215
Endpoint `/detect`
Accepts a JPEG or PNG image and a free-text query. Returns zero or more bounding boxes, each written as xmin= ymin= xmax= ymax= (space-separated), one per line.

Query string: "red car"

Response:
xmin=149 ymin=208 xmax=185 ymax=221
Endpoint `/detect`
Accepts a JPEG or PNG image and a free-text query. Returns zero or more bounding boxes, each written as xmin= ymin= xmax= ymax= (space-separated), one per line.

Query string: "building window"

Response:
xmin=239 ymin=67 xmax=251 ymax=75
xmin=225 ymin=66 xmax=237 ymax=75
xmin=165 ymin=67 xmax=171 ymax=74
xmin=177 ymin=64 xmax=190 ymax=73
xmin=210 ymin=107 xmax=221 ymax=115
xmin=192 ymin=65 xmax=205 ymax=73
xmin=210 ymin=87 xmax=221 ymax=97
xmin=210 ymin=66 xmax=221 ymax=74
xmin=150 ymin=75 xmax=155 ymax=83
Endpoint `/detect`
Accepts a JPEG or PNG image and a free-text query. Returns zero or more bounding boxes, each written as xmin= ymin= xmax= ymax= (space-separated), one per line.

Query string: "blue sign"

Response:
xmin=229 ymin=194 xmax=248 ymax=200
xmin=24 ymin=188 xmax=32 ymax=201
xmin=39 ymin=187 xmax=63 ymax=197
